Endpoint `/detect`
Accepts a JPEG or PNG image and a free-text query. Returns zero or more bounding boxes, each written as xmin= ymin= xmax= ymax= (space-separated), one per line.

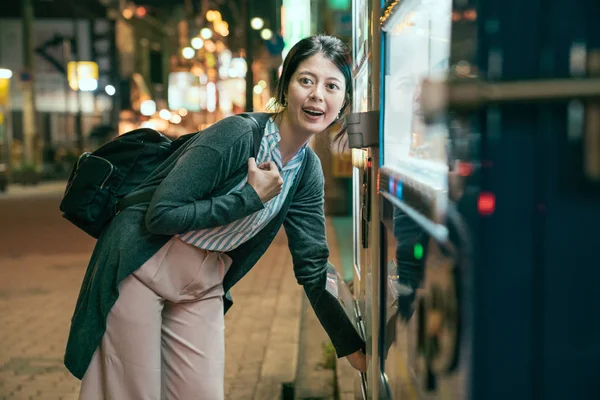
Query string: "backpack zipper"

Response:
xmin=76 ymin=152 xmax=115 ymax=189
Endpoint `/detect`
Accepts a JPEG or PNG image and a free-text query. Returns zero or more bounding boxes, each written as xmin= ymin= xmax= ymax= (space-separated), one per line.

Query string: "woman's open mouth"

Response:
xmin=302 ymin=107 xmax=325 ymax=120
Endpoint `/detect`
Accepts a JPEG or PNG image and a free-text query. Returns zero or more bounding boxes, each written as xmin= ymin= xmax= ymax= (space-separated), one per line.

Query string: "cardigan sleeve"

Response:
xmin=145 ymin=143 xmax=264 ymax=235
xmin=283 ymin=162 xmax=365 ymax=357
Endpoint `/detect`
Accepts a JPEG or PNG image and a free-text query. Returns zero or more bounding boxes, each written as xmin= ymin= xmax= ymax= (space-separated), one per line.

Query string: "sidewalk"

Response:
xmin=222 ymin=232 xmax=303 ymax=400
xmin=0 ymin=232 xmax=304 ymax=400
xmin=0 ymin=221 xmax=360 ymax=399
xmin=0 ymin=179 xmax=357 ymax=399
xmin=0 ymin=181 xmax=67 ymax=199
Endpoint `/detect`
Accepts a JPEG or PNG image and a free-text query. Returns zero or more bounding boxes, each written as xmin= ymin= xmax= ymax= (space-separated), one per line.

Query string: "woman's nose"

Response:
xmin=310 ymin=86 xmax=324 ymax=101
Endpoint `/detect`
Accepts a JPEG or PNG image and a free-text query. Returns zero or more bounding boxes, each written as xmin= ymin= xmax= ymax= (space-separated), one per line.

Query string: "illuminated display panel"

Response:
xmin=382 ymin=0 xmax=452 ymax=195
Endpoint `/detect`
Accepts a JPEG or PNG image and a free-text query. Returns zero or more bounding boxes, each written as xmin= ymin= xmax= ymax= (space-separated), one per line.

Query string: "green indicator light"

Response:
xmin=414 ymin=244 xmax=424 ymax=260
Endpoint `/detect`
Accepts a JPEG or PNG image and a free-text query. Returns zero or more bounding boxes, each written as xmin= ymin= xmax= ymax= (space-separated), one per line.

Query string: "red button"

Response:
xmin=478 ymin=192 xmax=496 ymax=215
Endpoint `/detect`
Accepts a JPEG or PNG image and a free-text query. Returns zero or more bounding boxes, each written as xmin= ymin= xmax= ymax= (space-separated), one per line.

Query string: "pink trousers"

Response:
xmin=79 ymin=237 xmax=232 ymax=400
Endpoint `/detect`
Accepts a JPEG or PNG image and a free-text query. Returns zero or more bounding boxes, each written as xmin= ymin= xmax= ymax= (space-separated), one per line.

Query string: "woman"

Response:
xmin=65 ymin=35 xmax=366 ymax=399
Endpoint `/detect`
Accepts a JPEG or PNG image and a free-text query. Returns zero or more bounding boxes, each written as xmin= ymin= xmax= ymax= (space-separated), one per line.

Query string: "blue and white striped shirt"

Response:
xmin=178 ymin=117 xmax=306 ymax=252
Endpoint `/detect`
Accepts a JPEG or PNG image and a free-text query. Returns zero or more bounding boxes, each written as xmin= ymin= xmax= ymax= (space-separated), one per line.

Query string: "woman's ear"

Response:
xmin=340 ymin=100 xmax=349 ymax=114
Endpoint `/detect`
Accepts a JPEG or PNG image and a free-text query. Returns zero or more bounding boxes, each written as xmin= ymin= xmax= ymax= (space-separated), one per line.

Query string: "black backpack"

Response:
xmin=60 ymin=113 xmax=262 ymax=238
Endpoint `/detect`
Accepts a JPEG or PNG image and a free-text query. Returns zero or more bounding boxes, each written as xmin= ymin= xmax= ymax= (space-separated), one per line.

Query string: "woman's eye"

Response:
xmin=300 ymin=77 xmax=313 ymax=84
xmin=327 ymin=83 xmax=340 ymax=90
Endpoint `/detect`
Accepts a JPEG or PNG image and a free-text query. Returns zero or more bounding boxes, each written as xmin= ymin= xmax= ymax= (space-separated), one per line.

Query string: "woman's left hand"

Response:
xmin=345 ymin=350 xmax=367 ymax=373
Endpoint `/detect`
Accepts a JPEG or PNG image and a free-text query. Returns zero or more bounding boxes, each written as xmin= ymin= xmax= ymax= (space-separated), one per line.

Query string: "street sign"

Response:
xmin=67 ymin=61 xmax=99 ymax=91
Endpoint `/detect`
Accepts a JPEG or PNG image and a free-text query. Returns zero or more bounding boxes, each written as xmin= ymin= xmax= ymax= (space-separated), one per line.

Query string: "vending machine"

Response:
xmin=353 ymin=0 xmax=600 ymax=398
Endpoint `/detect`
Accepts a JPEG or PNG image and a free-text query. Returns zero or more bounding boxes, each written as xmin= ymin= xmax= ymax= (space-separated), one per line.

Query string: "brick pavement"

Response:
xmin=0 ymin=179 xmax=357 ymax=399
xmin=0 ymin=253 xmax=86 ymax=400
xmin=0 ymin=230 xmax=306 ymax=400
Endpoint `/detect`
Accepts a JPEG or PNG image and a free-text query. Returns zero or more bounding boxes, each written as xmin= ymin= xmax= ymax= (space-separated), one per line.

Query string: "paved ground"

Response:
xmin=0 ymin=182 xmax=354 ymax=399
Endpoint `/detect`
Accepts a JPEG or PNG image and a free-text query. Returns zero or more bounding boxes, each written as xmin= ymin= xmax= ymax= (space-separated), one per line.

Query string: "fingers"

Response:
xmin=251 ymin=159 xmax=282 ymax=180
xmin=346 ymin=350 xmax=367 ymax=373
xmin=257 ymin=162 xmax=271 ymax=170
xmin=248 ymin=157 xmax=257 ymax=170
xmin=257 ymin=161 xmax=281 ymax=177
xmin=258 ymin=161 xmax=278 ymax=171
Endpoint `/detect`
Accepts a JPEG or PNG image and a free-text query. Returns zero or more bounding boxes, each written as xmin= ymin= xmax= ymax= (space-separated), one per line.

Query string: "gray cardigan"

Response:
xmin=64 ymin=113 xmax=364 ymax=379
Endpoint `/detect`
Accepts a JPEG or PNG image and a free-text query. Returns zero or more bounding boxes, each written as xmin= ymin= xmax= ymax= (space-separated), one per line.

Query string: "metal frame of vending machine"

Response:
xmin=348 ymin=0 xmax=382 ymax=397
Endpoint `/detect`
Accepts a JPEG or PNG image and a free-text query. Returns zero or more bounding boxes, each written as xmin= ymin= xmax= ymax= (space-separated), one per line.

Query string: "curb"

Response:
xmin=0 ymin=181 xmax=67 ymax=198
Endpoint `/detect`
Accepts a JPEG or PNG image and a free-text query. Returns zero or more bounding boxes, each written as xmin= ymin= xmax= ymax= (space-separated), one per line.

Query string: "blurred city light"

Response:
xmin=253 ymin=85 xmax=263 ymax=95
xmin=191 ymin=37 xmax=204 ymax=50
xmin=200 ymin=28 xmax=213 ymax=40
xmin=261 ymin=29 xmax=273 ymax=40
xmin=104 ymin=85 xmax=116 ymax=96
xmin=135 ymin=6 xmax=147 ymax=18
xmin=215 ymin=21 xmax=230 ymax=37
xmin=79 ymin=78 xmax=98 ymax=91
xmin=178 ymin=108 xmax=188 ymax=117
xmin=204 ymin=40 xmax=217 ymax=53
xmin=122 ymin=8 xmax=134 ymax=19
xmin=206 ymin=10 xmax=222 ymax=22
xmin=229 ymin=58 xmax=247 ymax=78
xmin=170 ymin=114 xmax=182 ymax=124
xmin=140 ymin=100 xmax=156 ymax=116
xmin=207 ymin=82 xmax=217 ymax=112
xmin=182 ymin=47 xmax=195 ymax=60
xmin=0 ymin=68 xmax=13 ymax=79
xmin=251 ymin=18 xmax=264 ymax=30
xmin=159 ymin=109 xmax=172 ymax=120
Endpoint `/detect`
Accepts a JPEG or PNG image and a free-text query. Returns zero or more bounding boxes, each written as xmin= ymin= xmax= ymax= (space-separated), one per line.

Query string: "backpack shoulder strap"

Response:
xmin=239 ymin=112 xmax=267 ymax=157
xmin=118 ymin=113 xmax=270 ymax=213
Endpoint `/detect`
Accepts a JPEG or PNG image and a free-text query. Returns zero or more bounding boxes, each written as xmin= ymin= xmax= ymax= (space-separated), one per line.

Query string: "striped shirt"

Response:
xmin=178 ymin=117 xmax=306 ymax=252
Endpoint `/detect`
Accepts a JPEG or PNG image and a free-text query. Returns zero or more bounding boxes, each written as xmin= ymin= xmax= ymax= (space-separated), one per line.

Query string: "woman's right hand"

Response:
xmin=247 ymin=157 xmax=283 ymax=203
xmin=346 ymin=350 xmax=367 ymax=373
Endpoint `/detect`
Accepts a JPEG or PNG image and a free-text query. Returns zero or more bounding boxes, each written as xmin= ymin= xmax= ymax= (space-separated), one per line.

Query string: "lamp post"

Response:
xmin=243 ymin=0 xmax=254 ymax=111
xmin=21 ymin=0 xmax=39 ymax=171
xmin=0 ymin=68 xmax=12 ymax=181
xmin=244 ymin=12 xmax=266 ymax=112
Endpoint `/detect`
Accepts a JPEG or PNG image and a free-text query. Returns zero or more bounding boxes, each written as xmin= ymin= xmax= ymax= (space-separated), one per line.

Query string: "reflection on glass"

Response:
xmin=381 ymin=202 xmax=430 ymax=398
xmin=354 ymin=66 xmax=370 ymax=113
xmin=352 ymin=0 xmax=370 ymax=113
xmin=382 ymin=200 xmax=469 ymax=397
xmin=383 ymin=0 xmax=452 ymax=192
xmin=352 ymin=0 xmax=370 ymax=70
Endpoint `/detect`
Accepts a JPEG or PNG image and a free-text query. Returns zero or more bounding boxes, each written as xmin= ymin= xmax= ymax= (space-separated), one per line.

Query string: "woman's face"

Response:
xmin=285 ymin=53 xmax=347 ymax=135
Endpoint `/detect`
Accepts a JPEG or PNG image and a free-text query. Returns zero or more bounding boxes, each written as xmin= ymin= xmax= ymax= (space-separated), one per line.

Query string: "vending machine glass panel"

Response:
xmin=382 ymin=0 xmax=452 ymax=221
